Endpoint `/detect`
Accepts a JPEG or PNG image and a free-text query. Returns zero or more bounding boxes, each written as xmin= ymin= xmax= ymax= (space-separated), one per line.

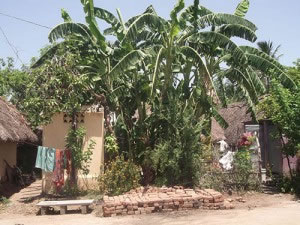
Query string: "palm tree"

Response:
xmin=257 ymin=40 xmax=283 ymax=60
xmin=257 ymin=40 xmax=283 ymax=92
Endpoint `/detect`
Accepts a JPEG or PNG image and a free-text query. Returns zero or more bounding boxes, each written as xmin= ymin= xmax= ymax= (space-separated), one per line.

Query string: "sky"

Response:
xmin=1 ymin=0 xmax=299 ymax=68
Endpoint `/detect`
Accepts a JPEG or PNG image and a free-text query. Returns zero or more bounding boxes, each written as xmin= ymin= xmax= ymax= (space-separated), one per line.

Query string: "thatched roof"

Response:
xmin=211 ymin=118 xmax=226 ymax=142
xmin=214 ymin=102 xmax=253 ymax=146
xmin=0 ymin=97 xmax=37 ymax=143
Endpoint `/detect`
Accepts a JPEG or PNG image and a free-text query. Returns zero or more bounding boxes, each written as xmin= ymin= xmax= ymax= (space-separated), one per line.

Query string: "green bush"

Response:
xmin=274 ymin=174 xmax=300 ymax=196
xmin=98 ymin=156 xmax=141 ymax=196
xmin=150 ymin=105 xmax=206 ymax=187
xmin=0 ymin=196 xmax=10 ymax=205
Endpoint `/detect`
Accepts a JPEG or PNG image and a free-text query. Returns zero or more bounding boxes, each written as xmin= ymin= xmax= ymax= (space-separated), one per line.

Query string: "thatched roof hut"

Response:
xmin=211 ymin=118 xmax=226 ymax=142
xmin=0 ymin=97 xmax=37 ymax=143
xmin=213 ymin=102 xmax=253 ymax=147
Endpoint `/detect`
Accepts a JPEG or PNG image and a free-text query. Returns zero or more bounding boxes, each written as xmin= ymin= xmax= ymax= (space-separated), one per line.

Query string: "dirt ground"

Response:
xmin=1 ymin=191 xmax=299 ymax=225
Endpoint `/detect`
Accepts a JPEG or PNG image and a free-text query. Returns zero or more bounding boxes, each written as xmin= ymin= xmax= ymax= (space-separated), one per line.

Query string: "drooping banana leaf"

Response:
xmin=48 ymin=22 xmax=93 ymax=43
xmin=198 ymin=13 xmax=257 ymax=31
xmin=217 ymin=24 xmax=257 ymax=42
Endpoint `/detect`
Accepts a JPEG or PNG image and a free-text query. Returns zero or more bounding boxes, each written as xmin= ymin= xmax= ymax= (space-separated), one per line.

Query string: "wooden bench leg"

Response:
xmin=60 ymin=206 xmax=67 ymax=215
xmin=41 ymin=207 xmax=48 ymax=215
xmin=81 ymin=205 xmax=87 ymax=214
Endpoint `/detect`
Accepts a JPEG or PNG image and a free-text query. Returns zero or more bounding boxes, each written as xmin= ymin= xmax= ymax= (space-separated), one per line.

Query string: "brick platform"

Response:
xmin=102 ymin=187 xmax=230 ymax=217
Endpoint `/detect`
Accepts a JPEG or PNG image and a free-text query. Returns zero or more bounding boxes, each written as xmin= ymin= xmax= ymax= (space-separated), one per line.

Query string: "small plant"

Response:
xmin=0 ymin=196 xmax=10 ymax=205
xmin=105 ymin=134 xmax=119 ymax=161
xmin=98 ymin=155 xmax=141 ymax=196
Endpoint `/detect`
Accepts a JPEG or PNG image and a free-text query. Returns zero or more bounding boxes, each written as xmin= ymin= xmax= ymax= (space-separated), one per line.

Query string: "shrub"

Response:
xmin=274 ymin=174 xmax=300 ymax=197
xmin=98 ymin=156 xmax=141 ymax=196
xmin=0 ymin=196 xmax=10 ymax=205
xmin=199 ymin=132 xmax=261 ymax=192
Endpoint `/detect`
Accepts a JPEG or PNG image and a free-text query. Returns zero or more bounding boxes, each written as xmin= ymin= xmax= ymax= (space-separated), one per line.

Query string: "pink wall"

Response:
xmin=282 ymin=155 xmax=299 ymax=175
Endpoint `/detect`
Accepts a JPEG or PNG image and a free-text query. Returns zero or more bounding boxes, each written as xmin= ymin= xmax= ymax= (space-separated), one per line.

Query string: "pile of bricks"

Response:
xmin=102 ymin=186 xmax=231 ymax=217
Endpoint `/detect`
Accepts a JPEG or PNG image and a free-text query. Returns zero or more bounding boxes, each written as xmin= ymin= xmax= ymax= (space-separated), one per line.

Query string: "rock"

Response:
xmin=227 ymin=198 xmax=233 ymax=203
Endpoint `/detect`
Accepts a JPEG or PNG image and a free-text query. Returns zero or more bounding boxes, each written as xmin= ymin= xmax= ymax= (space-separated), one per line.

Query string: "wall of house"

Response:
xmin=42 ymin=111 xmax=104 ymax=192
xmin=0 ymin=142 xmax=17 ymax=182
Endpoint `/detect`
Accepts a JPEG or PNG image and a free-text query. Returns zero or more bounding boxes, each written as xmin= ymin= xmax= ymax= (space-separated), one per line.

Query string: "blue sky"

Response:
xmin=1 ymin=0 xmax=299 ymax=67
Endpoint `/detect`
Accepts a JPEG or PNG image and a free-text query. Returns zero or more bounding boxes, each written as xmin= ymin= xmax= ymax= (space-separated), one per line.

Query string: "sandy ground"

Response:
xmin=0 ymin=199 xmax=299 ymax=225
xmin=0 ymin=191 xmax=299 ymax=225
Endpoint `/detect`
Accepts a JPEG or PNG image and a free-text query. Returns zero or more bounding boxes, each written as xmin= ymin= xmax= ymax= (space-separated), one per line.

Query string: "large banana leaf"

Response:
xmin=123 ymin=13 xmax=166 ymax=43
xmin=198 ymin=13 xmax=257 ymax=31
xmin=244 ymin=53 xmax=295 ymax=88
xmin=81 ymin=0 xmax=106 ymax=50
xmin=94 ymin=7 xmax=119 ymax=26
xmin=224 ymin=68 xmax=259 ymax=104
xmin=218 ymin=24 xmax=257 ymax=42
xmin=109 ymin=50 xmax=146 ymax=77
xmin=212 ymin=107 xmax=228 ymax=129
xmin=48 ymin=22 xmax=93 ymax=43
xmin=170 ymin=0 xmax=185 ymax=25
xmin=192 ymin=31 xmax=247 ymax=64
xmin=179 ymin=4 xmax=213 ymax=27
xmin=151 ymin=47 xmax=164 ymax=96
xmin=235 ymin=0 xmax=250 ymax=18
xmin=240 ymin=46 xmax=285 ymax=70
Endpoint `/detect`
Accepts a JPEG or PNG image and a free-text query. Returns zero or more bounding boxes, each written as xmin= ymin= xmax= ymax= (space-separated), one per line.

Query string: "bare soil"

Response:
xmin=1 ymin=189 xmax=299 ymax=225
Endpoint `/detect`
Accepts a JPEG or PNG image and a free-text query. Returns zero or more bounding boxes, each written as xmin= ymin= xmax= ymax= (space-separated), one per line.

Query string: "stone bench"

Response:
xmin=37 ymin=199 xmax=94 ymax=215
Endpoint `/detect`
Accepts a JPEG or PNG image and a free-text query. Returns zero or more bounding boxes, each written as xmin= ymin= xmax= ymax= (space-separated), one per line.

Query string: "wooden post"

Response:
xmin=81 ymin=205 xmax=88 ymax=214
xmin=60 ymin=206 xmax=67 ymax=215
xmin=41 ymin=207 xmax=47 ymax=215
xmin=263 ymin=120 xmax=269 ymax=169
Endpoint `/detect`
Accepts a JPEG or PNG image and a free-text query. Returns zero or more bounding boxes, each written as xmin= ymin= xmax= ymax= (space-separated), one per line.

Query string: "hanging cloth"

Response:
xmin=35 ymin=146 xmax=56 ymax=172
xmin=64 ymin=149 xmax=71 ymax=175
xmin=53 ymin=149 xmax=64 ymax=191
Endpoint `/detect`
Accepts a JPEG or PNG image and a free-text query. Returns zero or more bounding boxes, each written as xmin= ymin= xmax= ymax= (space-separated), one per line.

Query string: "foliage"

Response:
xmin=150 ymin=103 xmax=206 ymax=187
xmin=199 ymin=166 xmax=260 ymax=192
xmin=259 ymin=62 xmax=300 ymax=178
xmin=30 ymin=0 xmax=292 ymax=187
xmin=232 ymin=150 xmax=253 ymax=188
xmin=199 ymin=132 xmax=259 ymax=192
xmin=104 ymin=134 xmax=119 ymax=161
xmin=0 ymin=58 xmax=32 ymax=104
xmin=65 ymin=126 xmax=94 ymax=176
xmin=273 ymin=175 xmax=300 ymax=197
xmin=25 ymin=48 xmax=98 ymax=127
xmin=98 ymin=155 xmax=141 ymax=196
xmin=0 ymin=196 xmax=10 ymax=205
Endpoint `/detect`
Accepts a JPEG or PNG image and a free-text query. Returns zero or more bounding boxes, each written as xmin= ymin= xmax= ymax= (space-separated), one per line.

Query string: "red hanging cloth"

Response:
xmin=52 ymin=149 xmax=64 ymax=192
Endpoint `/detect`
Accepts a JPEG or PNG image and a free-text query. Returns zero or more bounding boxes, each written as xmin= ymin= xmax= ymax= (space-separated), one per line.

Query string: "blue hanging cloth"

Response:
xmin=35 ymin=146 xmax=56 ymax=172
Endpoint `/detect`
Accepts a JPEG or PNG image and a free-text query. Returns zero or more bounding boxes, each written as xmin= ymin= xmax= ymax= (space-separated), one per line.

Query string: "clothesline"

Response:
xmin=19 ymin=141 xmax=68 ymax=152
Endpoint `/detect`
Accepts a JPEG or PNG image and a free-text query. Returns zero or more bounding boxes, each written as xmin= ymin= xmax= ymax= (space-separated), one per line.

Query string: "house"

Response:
xmin=42 ymin=105 xmax=105 ymax=193
xmin=0 ymin=97 xmax=37 ymax=182
xmin=212 ymin=102 xmax=298 ymax=175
